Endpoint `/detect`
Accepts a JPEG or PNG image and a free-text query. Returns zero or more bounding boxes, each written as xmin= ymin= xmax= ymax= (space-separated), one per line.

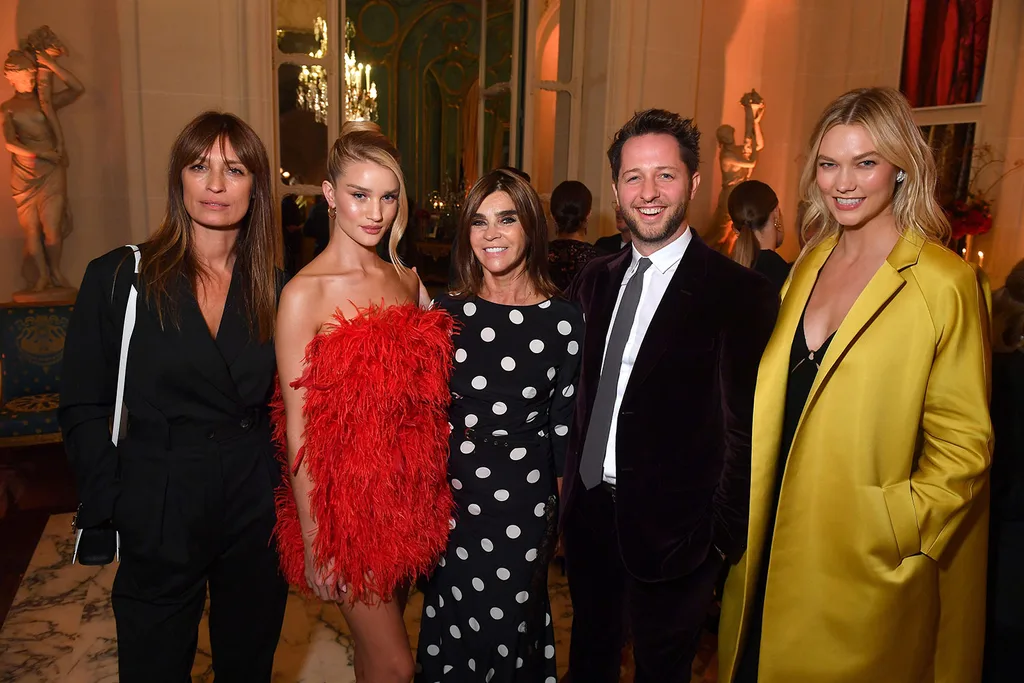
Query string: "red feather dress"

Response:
xmin=270 ymin=303 xmax=455 ymax=603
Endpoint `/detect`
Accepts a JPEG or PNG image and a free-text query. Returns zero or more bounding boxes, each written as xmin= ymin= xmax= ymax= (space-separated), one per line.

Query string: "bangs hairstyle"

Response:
xmin=798 ymin=87 xmax=949 ymax=254
xmin=328 ymin=120 xmax=409 ymax=270
xmin=142 ymin=111 xmax=278 ymax=342
xmin=451 ymin=169 xmax=558 ymax=299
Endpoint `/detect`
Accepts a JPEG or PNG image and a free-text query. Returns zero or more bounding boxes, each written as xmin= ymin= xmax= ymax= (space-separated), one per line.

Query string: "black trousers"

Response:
xmin=111 ymin=418 xmax=288 ymax=683
xmin=563 ymin=484 xmax=723 ymax=683
xmin=984 ymin=520 xmax=1024 ymax=683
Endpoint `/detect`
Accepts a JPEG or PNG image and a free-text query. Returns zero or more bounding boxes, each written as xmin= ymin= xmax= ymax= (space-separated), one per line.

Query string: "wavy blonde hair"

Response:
xmin=327 ymin=120 xmax=409 ymax=270
xmin=798 ymin=87 xmax=949 ymax=253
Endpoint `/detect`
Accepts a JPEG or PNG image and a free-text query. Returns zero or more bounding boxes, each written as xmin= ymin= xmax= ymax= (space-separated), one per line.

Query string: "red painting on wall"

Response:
xmin=900 ymin=0 xmax=993 ymax=108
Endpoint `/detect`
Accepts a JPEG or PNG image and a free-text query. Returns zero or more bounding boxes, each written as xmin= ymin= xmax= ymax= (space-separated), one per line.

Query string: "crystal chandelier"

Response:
xmin=295 ymin=17 xmax=378 ymax=124
xmin=296 ymin=16 xmax=328 ymax=124
xmin=343 ymin=18 xmax=378 ymax=122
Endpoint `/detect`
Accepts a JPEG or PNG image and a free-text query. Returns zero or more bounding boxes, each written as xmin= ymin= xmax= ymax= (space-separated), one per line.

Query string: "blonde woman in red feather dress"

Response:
xmin=273 ymin=121 xmax=454 ymax=683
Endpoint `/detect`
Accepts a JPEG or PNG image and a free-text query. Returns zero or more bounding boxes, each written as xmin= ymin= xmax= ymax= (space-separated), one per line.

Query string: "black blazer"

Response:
xmin=59 ymin=246 xmax=280 ymax=527
xmin=594 ymin=234 xmax=627 ymax=255
xmin=563 ymin=232 xmax=778 ymax=581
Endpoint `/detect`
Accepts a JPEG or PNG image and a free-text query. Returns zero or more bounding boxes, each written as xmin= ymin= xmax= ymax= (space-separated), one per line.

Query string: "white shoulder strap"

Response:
xmin=111 ymin=245 xmax=140 ymax=447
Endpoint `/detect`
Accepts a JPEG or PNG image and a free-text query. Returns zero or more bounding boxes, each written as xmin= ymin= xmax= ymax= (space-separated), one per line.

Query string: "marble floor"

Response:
xmin=0 ymin=514 xmax=718 ymax=682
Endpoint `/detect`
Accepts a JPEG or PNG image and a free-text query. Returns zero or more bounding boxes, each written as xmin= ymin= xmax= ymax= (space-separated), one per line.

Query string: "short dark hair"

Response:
xmin=450 ymin=169 xmax=557 ymax=298
xmin=607 ymin=109 xmax=701 ymax=181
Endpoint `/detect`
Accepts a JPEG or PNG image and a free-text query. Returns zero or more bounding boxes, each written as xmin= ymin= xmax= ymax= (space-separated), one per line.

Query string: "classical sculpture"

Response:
xmin=2 ymin=26 xmax=84 ymax=302
xmin=704 ymin=89 xmax=765 ymax=255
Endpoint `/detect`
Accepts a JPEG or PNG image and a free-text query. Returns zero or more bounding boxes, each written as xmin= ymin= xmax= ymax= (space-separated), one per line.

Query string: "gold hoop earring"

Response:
xmin=328 ymin=206 xmax=337 ymax=219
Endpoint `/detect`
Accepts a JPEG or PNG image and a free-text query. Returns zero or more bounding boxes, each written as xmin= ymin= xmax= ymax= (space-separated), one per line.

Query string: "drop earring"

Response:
xmin=328 ymin=206 xmax=337 ymax=218
xmin=896 ymin=170 xmax=906 ymax=183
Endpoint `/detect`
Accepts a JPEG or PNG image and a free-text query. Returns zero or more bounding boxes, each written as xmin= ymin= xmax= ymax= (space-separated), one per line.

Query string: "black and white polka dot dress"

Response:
xmin=416 ymin=294 xmax=583 ymax=683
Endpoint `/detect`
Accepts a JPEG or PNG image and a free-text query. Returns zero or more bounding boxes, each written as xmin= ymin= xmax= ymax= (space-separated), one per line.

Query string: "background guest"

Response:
xmin=594 ymin=203 xmax=631 ymax=254
xmin=548 ymin=179 xmax=602 ymax=292
xmin=984 ymin=258 xmax=1024 ymax=683
xmin=727 ymin=179 xmax=790 ymax=292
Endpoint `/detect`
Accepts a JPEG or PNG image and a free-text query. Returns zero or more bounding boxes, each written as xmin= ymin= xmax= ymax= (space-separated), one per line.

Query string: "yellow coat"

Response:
xmin=718 ymin=231 xmax=992 ymax=682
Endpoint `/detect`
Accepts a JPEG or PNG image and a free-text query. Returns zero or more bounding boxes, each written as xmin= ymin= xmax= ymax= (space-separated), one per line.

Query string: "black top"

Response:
xmin=992 ymin=350 xmax=1024 ymax=522
xmin=548 ymin=239 xmax=602 ymax=293
xmin=59 ymin=245 xmax=282 ymax=526
xmin=753 ymin=249 xmax=792 ymax=294
xmin=734 ymin=307 xmax=835 ymax=682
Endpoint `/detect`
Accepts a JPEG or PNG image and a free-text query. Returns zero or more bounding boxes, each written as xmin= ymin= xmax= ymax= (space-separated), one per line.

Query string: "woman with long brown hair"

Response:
xmin=273 ymin=120 xmax=454 ymax=683
xmin=60 ymin=111 xmax=288 ymax=681
xmin=727 ymin=179 xmax=790 ymax=292
xmin=416 ymin=168 xmax=583 ymax=682
xmin=719 ymin=87 xmax=991 ymax=682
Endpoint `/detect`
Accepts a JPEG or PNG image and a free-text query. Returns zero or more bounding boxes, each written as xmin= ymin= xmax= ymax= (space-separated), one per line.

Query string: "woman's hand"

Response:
xmin=304 ymin=541 xmax=347 ymax=602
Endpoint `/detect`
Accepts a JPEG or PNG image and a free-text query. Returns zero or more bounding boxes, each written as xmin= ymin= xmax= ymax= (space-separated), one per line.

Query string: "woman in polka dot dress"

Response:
xmin=416 ymin=169 xmax=583 ymax=682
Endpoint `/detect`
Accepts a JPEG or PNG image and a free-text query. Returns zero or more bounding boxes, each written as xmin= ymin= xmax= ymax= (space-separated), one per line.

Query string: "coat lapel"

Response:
xmin=175 ymin=275 xmax=245 ymax=408
xmin=742 ymin=236 xmax=834 ymax=601
xmin=579 ymin=249 xmax=632 ymax=429
xmin=215 ymin=268 xmax=250 ymax=368
xmin=798 ymin=231 xmax=923 ymax=430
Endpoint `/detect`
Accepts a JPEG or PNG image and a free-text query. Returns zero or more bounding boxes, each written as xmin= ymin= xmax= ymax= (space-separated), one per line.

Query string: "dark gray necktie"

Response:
xmin=580 ymin=257 xmax=652 ymax=489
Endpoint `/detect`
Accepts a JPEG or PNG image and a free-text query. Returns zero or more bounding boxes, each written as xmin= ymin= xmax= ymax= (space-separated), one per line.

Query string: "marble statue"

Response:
xmin=2 ymin=26 xmax=84 ymax=302
xmin=704 ymin=89 xmax=765 ymax=255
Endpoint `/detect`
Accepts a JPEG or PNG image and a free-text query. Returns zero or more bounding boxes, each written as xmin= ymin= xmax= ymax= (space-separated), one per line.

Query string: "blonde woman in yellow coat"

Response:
xmin=718 ymin=87 xmax=992 ymax=683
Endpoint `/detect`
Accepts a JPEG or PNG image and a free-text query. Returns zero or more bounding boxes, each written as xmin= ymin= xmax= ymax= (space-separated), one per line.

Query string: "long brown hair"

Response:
xmin=327 ymin=120 xmax=409 ymax=269
xmin=140 ymin=111 xmax=278 ymax=342
xmin=729 ymin=180 xmax=779 ymax=268
xmin=798 ymin=87 xmax=949 ymax=255
xmin=451 ymin=169 xmax=558 ymax=298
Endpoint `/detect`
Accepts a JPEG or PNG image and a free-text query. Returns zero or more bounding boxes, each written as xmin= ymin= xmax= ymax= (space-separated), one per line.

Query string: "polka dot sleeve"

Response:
xmin=549 ymin=302 xmax=584 ymax=477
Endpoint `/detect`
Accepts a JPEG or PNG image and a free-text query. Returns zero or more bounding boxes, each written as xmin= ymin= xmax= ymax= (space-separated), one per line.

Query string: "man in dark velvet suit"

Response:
xmin=562 ymin=109 xmax=778 ymax=683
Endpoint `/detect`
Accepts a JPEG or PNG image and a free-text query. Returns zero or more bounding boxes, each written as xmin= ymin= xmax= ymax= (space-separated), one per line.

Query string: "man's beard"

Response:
xmin=624 ymin=200 xmax=688 ymax=245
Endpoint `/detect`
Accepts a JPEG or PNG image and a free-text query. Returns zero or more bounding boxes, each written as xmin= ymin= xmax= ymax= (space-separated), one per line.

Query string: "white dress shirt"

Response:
xmin=601 ymin=227 xmax=692 ymax=484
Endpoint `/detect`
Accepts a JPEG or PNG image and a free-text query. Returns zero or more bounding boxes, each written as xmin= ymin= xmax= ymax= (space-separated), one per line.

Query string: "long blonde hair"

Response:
xmin=798 ymin=87 xmax=949 ymax=254
xmin=327 ymin=120 xmax=409 ymax=269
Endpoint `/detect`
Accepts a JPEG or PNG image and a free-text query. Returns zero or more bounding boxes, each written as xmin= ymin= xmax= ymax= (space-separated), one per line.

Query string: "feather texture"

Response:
xmin=270 ymin=303 xmax=455 ymax=603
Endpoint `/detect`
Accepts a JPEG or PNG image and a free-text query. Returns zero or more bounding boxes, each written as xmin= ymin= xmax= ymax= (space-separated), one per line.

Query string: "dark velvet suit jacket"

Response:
xmin=563 ymin=231 xmax=778 ymax=582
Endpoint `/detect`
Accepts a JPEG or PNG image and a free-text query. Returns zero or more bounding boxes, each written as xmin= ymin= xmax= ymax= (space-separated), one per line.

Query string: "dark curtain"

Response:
xmin=901 ymin=0 xmax=993 ymax=108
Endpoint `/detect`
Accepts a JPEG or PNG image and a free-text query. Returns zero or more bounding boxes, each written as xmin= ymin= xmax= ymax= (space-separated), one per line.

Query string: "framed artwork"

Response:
xmin=919 ymin=122 xmax=976 ymax=209
xmin=900 ymin=0 xmax=993 ymax=108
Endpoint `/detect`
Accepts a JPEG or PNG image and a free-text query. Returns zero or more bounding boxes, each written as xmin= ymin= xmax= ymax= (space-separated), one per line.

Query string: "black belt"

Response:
xmin=127 ymin=407 xmax=268 ymax=450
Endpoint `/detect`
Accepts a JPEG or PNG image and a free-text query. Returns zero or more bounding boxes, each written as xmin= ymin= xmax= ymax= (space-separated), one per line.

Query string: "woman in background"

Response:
xmin=274 ymin=121 xmax=454 ymax=683
xmin=719 ymin=87 xmax=992 ymax=683
xmin=548 ymin=179 xmax=601 ymax=292
xmin=727 ymin=179 xmax=790 ymax=292
xmin=60 ymin=112 xmax=287 ymax=682
xmin=418 ymin=168 xmax=583 ymax=682
xmin=984 ymin=258 xmax=1024 ymax=683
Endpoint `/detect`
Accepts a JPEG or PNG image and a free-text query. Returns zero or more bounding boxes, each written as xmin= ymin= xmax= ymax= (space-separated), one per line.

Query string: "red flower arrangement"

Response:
xmin=947 ymin=144 xmax=1023 ymax=241
xmin=949 ymin=196 xmax=992 ymax=240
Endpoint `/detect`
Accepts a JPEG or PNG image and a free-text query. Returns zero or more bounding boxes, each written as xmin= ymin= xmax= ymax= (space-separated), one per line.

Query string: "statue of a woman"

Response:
xmin=2 ymin=26 xmax=84 ymax=300
xmin=704 ymin=90 xmax=765 ymax=255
